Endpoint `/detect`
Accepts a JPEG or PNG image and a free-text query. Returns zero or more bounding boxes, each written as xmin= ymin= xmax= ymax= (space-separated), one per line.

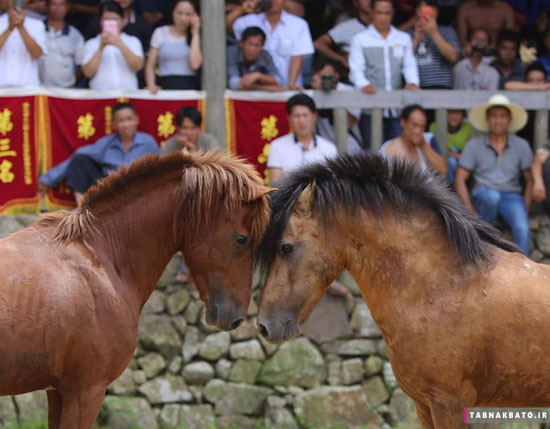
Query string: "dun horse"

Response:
xmin=256 ymin=152 xmax=550 ymax=428
xmin=0 ymin=151 xmax=271 ymax=428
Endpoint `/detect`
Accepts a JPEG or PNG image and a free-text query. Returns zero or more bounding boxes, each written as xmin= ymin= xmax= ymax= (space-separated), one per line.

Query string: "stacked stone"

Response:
xmin=2 ymin=214 xmax=550 ymax=428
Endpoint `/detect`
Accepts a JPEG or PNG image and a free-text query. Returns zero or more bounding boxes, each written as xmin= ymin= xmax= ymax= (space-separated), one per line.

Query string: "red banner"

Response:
xmin=0 ymin=95 xmax=40 ymax=214
xmin=226 ymin=97 xmax=290 ymax=184
xmin=43 ymin=94 xmax=204 ymax=208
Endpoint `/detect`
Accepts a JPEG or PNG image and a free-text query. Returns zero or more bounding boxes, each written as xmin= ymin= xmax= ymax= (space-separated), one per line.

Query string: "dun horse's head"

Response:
xmin=179 ymin=151 xmax=273 ymax=331
xmin=256 ymin=182 xmax=344 ymax=343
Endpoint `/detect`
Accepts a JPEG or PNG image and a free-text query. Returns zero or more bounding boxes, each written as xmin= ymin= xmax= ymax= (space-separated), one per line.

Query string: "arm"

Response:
xmin=423 ymin=17 xmax=458 ymax=64
xmin=145 ymin=46 xmax=161 ymax=93
xmin=454 ymin=167 xmax=475 ymax=212
xmin=523 ymin=169 xmax=534 ymax=211
xmin=288 ymin=55 xmax=302 ymax=89
xmin=0 ymin=26 xmax=13 ymax=51
xmin=239 ymin=72 xmax=279 ymax=90
xmin=314 ymin=33 xmax=348 ymax=68
xmin=420 ymin=139 xmax=447 ymax=175
xmin=403 ymin=36 xmax=420 ymax=87
xmin=112 ymin=35 xmax=144 ymax=71
xmin=226 ymin=0 xmax=258 ymax=34
xmin=268 ymin=168 xmax=283 ymax=185
xmin=349 ymin=34 xmax=370 ymax=89
xmin=504 ymin=81 xmax=550 ymax=90
xmin=82 ymin=43 xmax=104 ymax=78
xmin=188 ymin=15 xmax=202 ymax=70
xmin=14 ymin=11 xmax=42 ymax=59
xmin=68 ymin=3 xmax=99 ymax=16
xmin=531 ymin=150 xmax=549 ymax=202
xmin=456 ymin=3 xmax=469 ymax=51
xmin=25 ymin=0 xmax=47 ymax=14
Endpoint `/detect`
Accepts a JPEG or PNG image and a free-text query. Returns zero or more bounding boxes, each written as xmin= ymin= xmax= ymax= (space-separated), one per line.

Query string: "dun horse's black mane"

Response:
xmin=256 ymin=152 xmax=519 ymax=273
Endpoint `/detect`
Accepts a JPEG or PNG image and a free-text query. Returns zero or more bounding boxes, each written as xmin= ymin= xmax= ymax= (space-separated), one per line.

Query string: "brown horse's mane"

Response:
xmin=256 ymin=152 xmax=520 ymax=274
xmin=37 ymin=151 xmax=270 ymax=246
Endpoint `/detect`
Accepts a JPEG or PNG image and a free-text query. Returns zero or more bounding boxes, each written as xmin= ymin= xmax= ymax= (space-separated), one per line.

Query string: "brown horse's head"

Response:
xmin=178 ymin=151 xmax=273 ymax=331
xmin=256 ymin=183 xmax=344 ymax=343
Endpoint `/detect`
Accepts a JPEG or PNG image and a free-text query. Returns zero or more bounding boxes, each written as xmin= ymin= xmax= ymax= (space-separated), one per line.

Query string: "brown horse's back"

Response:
xmin=0 ymin=225 xmax=135 ymax=396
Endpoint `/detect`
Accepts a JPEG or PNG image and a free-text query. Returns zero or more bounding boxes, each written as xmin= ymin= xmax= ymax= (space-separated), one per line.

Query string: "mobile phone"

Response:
xmin=12 ymin=0 xmax=24 ymax=10
xmin=420 ymin=5 xmax=434 ymax=20
xmin=102 ymin=19 xmax=119 ymax=36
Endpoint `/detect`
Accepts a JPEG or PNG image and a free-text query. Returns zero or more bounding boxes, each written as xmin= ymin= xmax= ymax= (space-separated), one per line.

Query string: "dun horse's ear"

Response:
xmin=257 ymin=186 xmax=276 ymax=198
xmin=294 ymin=182 xmax=315 ymax=217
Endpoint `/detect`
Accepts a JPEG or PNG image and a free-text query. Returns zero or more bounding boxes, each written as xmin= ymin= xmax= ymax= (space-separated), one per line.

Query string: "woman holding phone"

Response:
xmin=81 ymin=1 xmax=144 ymax=90
xmin=145 ymin=0 xmax=202 ymax=93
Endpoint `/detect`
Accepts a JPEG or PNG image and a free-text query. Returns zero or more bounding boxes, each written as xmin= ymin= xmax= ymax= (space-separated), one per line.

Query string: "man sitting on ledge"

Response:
xmin=38 ymin=102 xmax=158 ymax=208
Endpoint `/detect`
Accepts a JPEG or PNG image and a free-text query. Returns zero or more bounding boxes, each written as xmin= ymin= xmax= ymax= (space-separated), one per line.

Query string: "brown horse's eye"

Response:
xmin=280 ymin=243 xmax=294 ymax=255
xmin=235 ymin=235 xmax=248 ymax=247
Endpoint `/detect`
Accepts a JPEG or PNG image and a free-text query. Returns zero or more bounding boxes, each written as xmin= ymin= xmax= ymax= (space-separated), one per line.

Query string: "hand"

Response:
xmin=267 ymin=85 xmax=286 ymax=92
xmin=239 ymin=72 xmax=261 ymax=89
xmin=448 ymin=151 xmax=461 ymax=159
xmin=9 ymin=8 xmax=25 ymax=28
xmin=422 ymin=14 xmax=438 ymax=36
xmin=413 ymin=18 xmax=425 ymax=42
xmin=310 ymin=74 xmax=321 ymax=90
xmin=37 ymin=181 xmax=50 ymax=195
xmin=241 ymin=0 xmax=259 ymax=14
xmin=176 ymin=134 xmax=196 ymax=151
xmin=361 ymin=84 xmax=376 ymax=94
xmin=142 ymin=11 xmax=163 ymax=25
xmin=462 ymin=43 xmax=472 ymax=57
xmin=147 ymin=84 xmax=161 ymax=95
xmin=404 ymin=83 xmax=419 ymax=90
xmin=288 ymin=84 xmax=304 ymax=91
xmin=102 ymin=31 xmax=122 ymax=48
xmin=532 ymin=182 xmax=547 ymax=203
xmin=190 ymin=14 xmax=200 ymax=35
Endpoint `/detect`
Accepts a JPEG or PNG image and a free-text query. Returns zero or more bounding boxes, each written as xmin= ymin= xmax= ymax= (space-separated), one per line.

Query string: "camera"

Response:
xmin=257 ymin=0 xmax=272 ymax=11
xmin=321 ymin=74 xmax=337 ymax=92
xmin=471 ymin=44 xmax=486 ymax=55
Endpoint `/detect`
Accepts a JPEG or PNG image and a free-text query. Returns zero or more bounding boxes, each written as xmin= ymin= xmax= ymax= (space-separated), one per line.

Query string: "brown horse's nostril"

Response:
xmin=259 ymin=323 xmax=269 ymax=339
xmin=231 ymin=318 xmax=244 ymax=330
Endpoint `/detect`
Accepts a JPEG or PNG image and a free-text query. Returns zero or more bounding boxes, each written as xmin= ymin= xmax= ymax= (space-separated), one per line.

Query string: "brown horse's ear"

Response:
xmin=294 ymin=181 xmax=315 ymax=217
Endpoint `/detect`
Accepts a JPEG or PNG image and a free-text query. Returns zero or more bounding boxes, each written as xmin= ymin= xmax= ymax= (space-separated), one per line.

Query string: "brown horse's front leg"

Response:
xmin=430 ymin=402 xmax=467 ymax=429
xmin=413 ymin=399 xmax=435 ymax=429
xmin=47 ymin=390 xmax=62 ymax=429
xmin=58 ymin=384 xmax=108 ymax=429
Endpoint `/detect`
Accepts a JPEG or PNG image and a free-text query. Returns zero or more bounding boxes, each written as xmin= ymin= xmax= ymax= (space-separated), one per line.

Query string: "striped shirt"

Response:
xmin=327 ymin=17 xmax=369 ymax=54
xmin=407 ymin=26 xmax=459 ymax=88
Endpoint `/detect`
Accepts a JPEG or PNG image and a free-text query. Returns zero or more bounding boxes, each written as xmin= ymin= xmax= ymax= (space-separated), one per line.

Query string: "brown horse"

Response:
xmin=0 ymin=150 xmax=271 ymax=428
xmin=256 ymin=152 xmax=550 ymax=428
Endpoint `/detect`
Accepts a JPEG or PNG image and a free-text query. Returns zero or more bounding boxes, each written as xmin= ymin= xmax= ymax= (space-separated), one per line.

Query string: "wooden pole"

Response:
xmin=201 ymin=0 xmax=226 ymax=149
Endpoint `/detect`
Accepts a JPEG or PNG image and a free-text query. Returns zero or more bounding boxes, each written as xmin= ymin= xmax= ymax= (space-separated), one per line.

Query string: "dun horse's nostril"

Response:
xmin=259 ymin=323 xmax=269 ymax=339
xmin=231 ymin=318 xmax=244 ymax=330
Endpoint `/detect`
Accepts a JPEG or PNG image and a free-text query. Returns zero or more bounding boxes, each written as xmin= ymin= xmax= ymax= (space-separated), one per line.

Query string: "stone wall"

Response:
xmin=1 ymin=213 xmax=549 ymax=429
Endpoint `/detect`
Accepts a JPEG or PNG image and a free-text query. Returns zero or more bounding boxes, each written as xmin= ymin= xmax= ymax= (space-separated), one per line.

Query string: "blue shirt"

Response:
xmin=40 ymin=131 xmax=158 ymax=187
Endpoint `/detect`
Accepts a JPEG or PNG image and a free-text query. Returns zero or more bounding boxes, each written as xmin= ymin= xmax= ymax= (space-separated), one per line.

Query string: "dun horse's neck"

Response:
xmin=88 ymin=181 xmax=181 ymax=314
xmin=342 ymin=209 xmax=461 ymax=335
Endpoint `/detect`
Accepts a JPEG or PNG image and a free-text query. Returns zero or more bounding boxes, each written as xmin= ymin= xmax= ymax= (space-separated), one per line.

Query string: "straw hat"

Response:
xmin=469 ymin=94 xmax=528 ymax=133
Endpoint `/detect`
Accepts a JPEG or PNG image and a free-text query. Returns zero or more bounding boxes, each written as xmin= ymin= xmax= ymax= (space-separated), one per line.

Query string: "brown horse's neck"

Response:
xmin=341 ymin=207 xmax=464 ymax=335
xmin=87 ymin=180 xmax=183 ymax=315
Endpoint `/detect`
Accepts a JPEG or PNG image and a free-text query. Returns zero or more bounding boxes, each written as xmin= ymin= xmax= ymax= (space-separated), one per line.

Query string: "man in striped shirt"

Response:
xmin=408 ymin=0 xmax=459 ymax=89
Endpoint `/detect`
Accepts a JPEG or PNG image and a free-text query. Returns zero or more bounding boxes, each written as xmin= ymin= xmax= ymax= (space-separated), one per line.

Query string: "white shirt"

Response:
xmin=267 ymin=133 xmax=338 ymax=177
xmin=349 ymin=25 xmax=419 ymax=91
xmin=0 ymin=14 xmax=47 ymax=87
xmin=82 ymin=32 xmax=143 ymax=90
xmin=233 ymin=11 xmax=314 ymax=87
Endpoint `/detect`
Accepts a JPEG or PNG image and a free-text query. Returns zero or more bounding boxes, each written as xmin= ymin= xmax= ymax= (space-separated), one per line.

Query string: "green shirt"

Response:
xmin=429 ymin=121 xmax=471 ymax=152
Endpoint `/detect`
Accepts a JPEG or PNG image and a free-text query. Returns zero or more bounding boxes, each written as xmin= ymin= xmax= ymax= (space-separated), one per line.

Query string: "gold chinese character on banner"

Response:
xmin=261 ymin=115 xmax=278 ymax=141
xmin=0 ymin=138 xmax=16 ymax=157
xmin=258 ymin=142 xmax=270 ymax=164
xmin=0 ymin=159 xmax=14 ymax=183
xmin=157 ymin=112 xmax=176 ymax=138
xmin=77 ymin=113 xmax=96 ymax=140
xmin=0 ymin=108 xmax=14 ymax=136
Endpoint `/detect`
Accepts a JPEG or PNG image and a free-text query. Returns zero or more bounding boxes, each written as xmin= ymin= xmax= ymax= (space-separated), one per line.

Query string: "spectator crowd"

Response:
xmin=4 ymin=0 xmax=550 ymax=256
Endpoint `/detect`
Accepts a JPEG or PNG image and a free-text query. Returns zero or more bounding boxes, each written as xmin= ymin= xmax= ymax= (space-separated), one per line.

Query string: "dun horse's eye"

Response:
xmin=235 ymin=235 xmax=248 ymax=246
xmin=280 ymin=243 xmax=294 ymax=255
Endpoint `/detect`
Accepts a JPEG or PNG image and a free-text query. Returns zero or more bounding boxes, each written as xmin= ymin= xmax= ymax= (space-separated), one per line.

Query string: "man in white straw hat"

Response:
xmin=455 ymin=94 xmax=533 ymax=256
